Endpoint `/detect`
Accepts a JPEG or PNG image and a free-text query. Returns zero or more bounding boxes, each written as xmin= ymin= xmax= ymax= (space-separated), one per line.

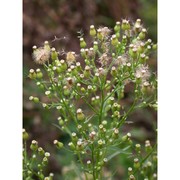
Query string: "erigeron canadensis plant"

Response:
xmin=23 ymin=129 xmax=54 ymax=180
xmin=26 ymin=18 xmax=157 ymax=179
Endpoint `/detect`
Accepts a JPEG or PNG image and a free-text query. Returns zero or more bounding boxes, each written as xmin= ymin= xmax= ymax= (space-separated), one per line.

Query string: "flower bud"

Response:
xmin=68 ymin=142 xmax=75 ymax=150
xmin=51 ymin=47 xmax=58 ymax=61
xmin=128 ymin=167 xmax=133 ymax=176
xmin=112 ymin=128 xmax=119 ymax=139
xmin=122 ymin=19 xmax=130 ymax=30
xmin=138 ymin=28 xmax=147 ymax=40
xmin=44 ymin=41 xmax=50 ymax=51
xmin=97 ymin=139 xmax=105 ymax=148
xmin=135 ymin=144 xmax=141 ymax=154
xmin=22 ymin=129 xmax=29 ymax=140
xmin=134 ymin=19 xmax=142 ymax=33
xmin=42 ymin=157 xmax=48 ymax=166
xmin=29 ymin=69 xmax=36 ymax=79
xmin=33 ymin=97 xmax=39 ymax=103
xmin=129 ymin=174 xmax=136 ymax=180
xmin=114 ymin=21 xmax=121 ymax=32
xmin=38 ymin=147 xmax=45 ymax=156
xmin=133 ymin=158 xmax=140 ymax=169
xmin=80 ymin=38 xmax=87 ymax=48
xmin=97 ymin=29 xmax=103 ymax=40
xmin=63 ymin=86 xmax=70 ymax=96
xmin=30 ymin=140 xmax=38 ymax=151
xmin=76 ymin=140 xmax=84 ymax=151
xmin=112 ymin=111 xmax=120 ymax=119
xmin=84 ymin=66 xmax=91 ymax=78
xmin=112 ymin=103 xmax=121 ymax=112
xmin=76 ymin=108 xmax=85 ymax=121
xmin=111 ymin=35 xmax=119 ymax=46
xmin=35 ymin=68 xmax=43 ymax=79
xmin=145 ymin=140 xmax=152 ymax=152
xmin=90 ymin=25 xmax=96 ymax=37
xmin=53 ymin=140 xmax=64 ymax=149
xmin=111 ymin=66 xmax=117 ymax=77
xmin=60 ymin=59 xmax=67 ymax=71
xmin=93 ymin=41 xmax=98 ymax=51
xmin=87 ymin=160 xmax=92 ymax=168
xmin=89 ymin=131 xmax=96 ymax=141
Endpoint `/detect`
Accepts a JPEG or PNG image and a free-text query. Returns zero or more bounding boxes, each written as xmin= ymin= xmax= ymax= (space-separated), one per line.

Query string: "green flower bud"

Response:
xmin=84 ymin=66 xmax=91 ymax=78
xmin=112 ymin=128 xmax=119 ymax=139
xmin=93 ymin=72 xmax=100 ymax=83
xmin=76 ymin=140 xmax=84 ymax=151
xmin=60 ymin=59 xmax=67 ymax=71
xmin=114 ymin=21 xmax=121 ymax=32
xmin=35 ymin=69 xmax=43 ymax=79
xmin=139 ymin=53 xmax=146 ymax=63
xmin=71 ymin=132 xmax=78 ymax=142
xmin=76 ymin=108 xmax=85 ymax=121
xmin=36 ymin=82 xmax=45 ymax=90
xmin=122 ymin=19 xmax=130 ymax=30
xmin=22 ymin=129 xmax=29 ymax=140
xmin=80 ymin=38 xmax=87 ymax=48
xmin=45 ymin=90 xmax=51 ymax=98
xmin=38 ymin=147 xmax=45 ymax=156
xmin=153 ymin=43 xmax=157 ymax=50
xmin=80 ymin=48 xmax=86 ymax=58
xmin=30 ymin=140 xmax=38 ymax=151
xmin=122 ymin=132 xmax=131 ymax=142
xmin=28 ymin=69 xmax=36 ymax=79
xmin=81 ymin=87 xmax=86 ymax=94
xmin=53 ymin=140 xmax=64 ymax=149
xmin=76 ymin=62 xmax=82 ymax=71
xmin=128 ymin=167 xmax=133 ymax=176
xmin=135 ymin=144 xmax=141 ymax=154
xmin=93 ymin=41 xmax=98 ymax=51
xmin=138 ymin=28 xmax=147 ymax=40
xmin=58 ymin=117 xmax=64 ymax=126
xmin=129 ymin=174 xmax=136 ymax=180
xmin=42 ymin=157 xmax=48 ymax=166
xmin=112 ymin=111 xmax=120 ymax=119
xmin=63 ymin=86 xmax=70 ymax=96
xmin=133 ymin=158 xmax=140 ymax=169
xmin=111 ymin=35 xmax=119 ymax=46
xmin=97 ymin=29 xmax=103 ymax=40
xmin=112 ymin=103 xmax=121 ymax=112
xmin=97 ymin=139 xmax=105 ymax=148
xmin=134 ymin=19 xmax=142 ymax=33
xmin=145 ymin=140 xmax=152 ymax=152
xmin=44 ymin=41 xmax=51 ymax=51
xmin=111 ymin=66 xmax=117 ymax=77
xmin=90 ymin=25 xmax=96 ymax=37
xmin=51 ymin=47 xmax=58 ymax=61
xmin=33 ymin=97 xmax=39 ymax=103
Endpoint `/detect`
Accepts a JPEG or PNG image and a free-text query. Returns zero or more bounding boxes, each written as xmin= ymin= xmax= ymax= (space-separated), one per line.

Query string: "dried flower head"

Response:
xmin=97 ymin=27 xmax=111 ymax=39
xmin=135 ymin=65 xmax=150 ymax=81
xmin=99 ymin=53 xmax=110 ymax=66
xmin=32 ymin=47 xmax=50 ymax=64
xmin=66 ymin=51 xmax=76 ymax=66
xmin=115 ymin=54 xmax=129 ymax=66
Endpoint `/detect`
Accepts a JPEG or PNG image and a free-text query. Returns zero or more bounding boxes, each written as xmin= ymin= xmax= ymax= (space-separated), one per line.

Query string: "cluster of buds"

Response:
xmin=128 ymin=139 xmax=157 ymax=179
xmin=23 ymin=129 xmax=53 ymax=180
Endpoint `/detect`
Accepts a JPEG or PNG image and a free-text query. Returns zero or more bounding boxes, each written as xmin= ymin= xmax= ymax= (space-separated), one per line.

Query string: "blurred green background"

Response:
xmin=23 ymin=0 xmax=157 ymax=179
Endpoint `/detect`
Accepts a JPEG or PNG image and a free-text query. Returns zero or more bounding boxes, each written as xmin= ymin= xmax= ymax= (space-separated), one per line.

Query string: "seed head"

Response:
xmin=32 ymin=47 xmax=50 ymax=64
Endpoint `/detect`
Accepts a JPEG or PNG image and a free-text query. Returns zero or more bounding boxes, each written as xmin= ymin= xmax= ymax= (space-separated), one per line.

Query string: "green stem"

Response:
xmin=91 ymin=144 xmax=96 ymax=179
xmin=77 ymin=153 xmax=88 ymax=180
